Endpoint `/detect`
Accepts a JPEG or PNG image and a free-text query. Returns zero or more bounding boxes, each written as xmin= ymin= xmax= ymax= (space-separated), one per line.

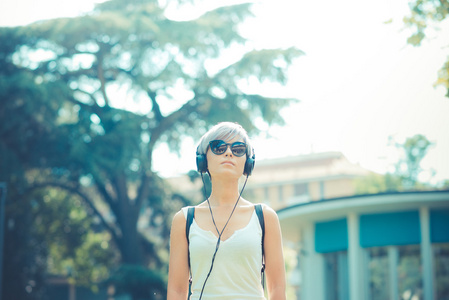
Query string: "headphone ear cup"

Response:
xmin=196 ymin=153 xmax=208 ymax=173
xmin=243 ymin=154 xmax=255 ymax=176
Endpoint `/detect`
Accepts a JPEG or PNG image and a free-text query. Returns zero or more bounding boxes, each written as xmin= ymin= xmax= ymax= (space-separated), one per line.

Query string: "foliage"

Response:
xmin=393 ymin=134 xmax=433 ymax=188
xmin=1 ymin=184 xmax=118 ymax=299
xmin=106 ymin=264 xmax=166 ymax=300
xmin=441 ymin=179 xmax=449 ymax=189
xmin=37 ymin=188 xmax=119 ymax=287
xmin=0 ymin=0 xmax=302 ymax=298
xmin=354 ymin=172 xmax=403 ymax=195
xmin=2 ymin=185 xmax=47 ymax=300
xmin=404 ymin=0 xmax=449 ymax=97
xmin=404 ymin=0 xmax=449 ymax=46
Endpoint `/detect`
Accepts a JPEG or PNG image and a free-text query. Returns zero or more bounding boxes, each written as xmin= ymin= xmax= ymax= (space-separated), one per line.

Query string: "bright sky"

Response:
xmin=1 ymin=0 xmax=448 ymax=185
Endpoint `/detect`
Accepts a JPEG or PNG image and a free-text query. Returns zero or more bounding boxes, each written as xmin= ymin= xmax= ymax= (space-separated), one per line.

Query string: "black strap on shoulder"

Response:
xmin=186 ymin=207 xmax=195 ymax=244
xmin=186 ymin=207 xmax=195 ymax=289
xmin=254 ymin=204 xmax=265 ymax=289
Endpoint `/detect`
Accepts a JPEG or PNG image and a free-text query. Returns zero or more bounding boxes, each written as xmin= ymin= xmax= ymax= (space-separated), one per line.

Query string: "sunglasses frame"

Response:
xmin=208 ymin=140 xmax=248 ymax=157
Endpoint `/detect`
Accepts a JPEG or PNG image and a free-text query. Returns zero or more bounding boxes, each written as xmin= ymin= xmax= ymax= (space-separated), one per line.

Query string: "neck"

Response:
xmin=208 ymin=176 xmax=245 ymax=207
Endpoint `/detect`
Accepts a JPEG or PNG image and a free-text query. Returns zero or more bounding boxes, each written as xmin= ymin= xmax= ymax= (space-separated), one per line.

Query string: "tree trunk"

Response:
xmin=113 ymin=174 xmax=144 ymax=265
xmin=118 ymin=214 xmax=143 ymax=265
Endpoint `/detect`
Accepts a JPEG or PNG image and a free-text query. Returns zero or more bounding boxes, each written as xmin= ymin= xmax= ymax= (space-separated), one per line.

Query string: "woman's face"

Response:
xmin=206 ymin=136 xmax=247 ymax=179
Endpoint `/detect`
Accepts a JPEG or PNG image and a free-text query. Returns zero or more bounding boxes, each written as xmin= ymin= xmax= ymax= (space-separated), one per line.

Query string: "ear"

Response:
xmin=243 ymin=153 xmax=255 ymax=176
xmin=196 ymin=153 xmax=208 ymax=173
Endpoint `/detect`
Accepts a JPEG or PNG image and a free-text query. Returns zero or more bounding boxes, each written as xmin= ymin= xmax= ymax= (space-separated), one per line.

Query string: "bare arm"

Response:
xmin=167 ymin=210 xmax=190 ymax=300
xmin=263 ymin=206 xmax=286 ymax=300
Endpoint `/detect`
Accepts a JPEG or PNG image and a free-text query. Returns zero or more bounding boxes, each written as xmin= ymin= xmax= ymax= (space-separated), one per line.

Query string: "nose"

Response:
xmin=224 ymin=145 xmax=233 ymax=156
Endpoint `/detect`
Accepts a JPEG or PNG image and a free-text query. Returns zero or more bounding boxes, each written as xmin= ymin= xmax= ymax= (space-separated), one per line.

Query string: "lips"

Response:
xmin=221 ymin=161 xmax=235 ymax=166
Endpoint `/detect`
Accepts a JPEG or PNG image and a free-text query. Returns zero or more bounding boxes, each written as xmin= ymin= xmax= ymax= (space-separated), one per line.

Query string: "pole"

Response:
xmin=0 ymin=182 xmax=7 ymax=300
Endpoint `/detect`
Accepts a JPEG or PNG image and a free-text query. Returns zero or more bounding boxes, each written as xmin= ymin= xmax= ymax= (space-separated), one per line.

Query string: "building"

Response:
xmin=246 ymin=151 xmax=370 ymax=209
xmin=278 ymin=190 xmax=449 ymax=300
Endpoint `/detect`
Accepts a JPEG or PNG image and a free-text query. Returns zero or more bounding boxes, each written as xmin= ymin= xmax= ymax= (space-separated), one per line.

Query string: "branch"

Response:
xmin=67 ymin=93 xmax=104 ymax=117
xmin=148 ymin=95 xmax=202 ymax=150
xmin=96 ymin=53 xmax=110 ymax=106
xmin=135 ymin=171 xmax=151 ymax=210
xmin=147 ymin=89 xmax=163 ymax=122
xmin=72 ymin=88 xmax=101 ymax=106
xmin=59 ymin=67 xmax=94 ymax=79
xmin=93 ymin=177 xmax=119 ymax=215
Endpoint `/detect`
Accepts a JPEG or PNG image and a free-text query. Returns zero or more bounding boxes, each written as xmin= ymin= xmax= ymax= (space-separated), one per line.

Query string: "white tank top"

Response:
xmin=182 ymin=206 xmax=266 ymax=300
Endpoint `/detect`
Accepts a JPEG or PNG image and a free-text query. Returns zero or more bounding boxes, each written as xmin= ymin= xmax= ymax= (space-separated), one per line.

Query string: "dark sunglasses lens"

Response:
xmin=210 ymin=140 xmax=226 ymax=154
xmin=231 ymin=144 xmax=246 ymax=156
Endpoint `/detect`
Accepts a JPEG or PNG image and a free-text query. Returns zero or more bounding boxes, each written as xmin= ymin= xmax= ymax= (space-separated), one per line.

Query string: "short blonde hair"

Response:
xmin=197 ymin=122 xmax=254 ymax=157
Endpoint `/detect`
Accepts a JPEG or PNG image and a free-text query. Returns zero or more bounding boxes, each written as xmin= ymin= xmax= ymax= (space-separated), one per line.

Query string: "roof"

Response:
xmin=277 ymin=189 xmax=449 ymax=242
xmin=277 ymin=189 xmax=449 ymax=214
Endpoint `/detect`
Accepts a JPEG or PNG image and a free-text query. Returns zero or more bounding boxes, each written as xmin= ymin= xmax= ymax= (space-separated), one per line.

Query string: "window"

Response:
xmin=431 ymin=209 xmax=449 ymax=299
xmin=398 ymin=245 xmax=422 ymax=300
xmin=291 ymin=182 xmax=309 ymax=204
xmin=433 ymin=243 xmax=449 ymax=300
xmin=294 ymin=183 xmax=308 ymax=196
xmin=319 ymin=181 xmax=325 ymax=199
xmin=365 ymin=245 xmax=422 ymax=300
xmin=264 ymin=186 xmax=269 ymax=203
xmin=323 ymin=251 xmax=349 ymax=300
xmin=367 ymin=247 xmax=390 ymax=300
xmin=278 ymin=185 xmax=283 ymax=203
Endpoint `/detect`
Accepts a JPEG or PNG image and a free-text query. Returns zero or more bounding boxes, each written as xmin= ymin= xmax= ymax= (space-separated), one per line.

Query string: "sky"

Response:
xmin=1 ymin=0 xmax=449 ymax=185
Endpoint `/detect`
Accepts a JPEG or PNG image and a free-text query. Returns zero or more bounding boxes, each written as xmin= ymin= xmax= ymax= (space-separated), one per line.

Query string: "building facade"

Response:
xmin=278 ymin=191 xmax=449 ymax=300
xmin=245 ymin=152 xmax=370 ymax=209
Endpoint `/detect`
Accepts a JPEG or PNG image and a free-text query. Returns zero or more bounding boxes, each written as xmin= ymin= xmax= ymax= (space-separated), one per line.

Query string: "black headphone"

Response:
xmin=196 ymin=146 xmax=256 ymax=176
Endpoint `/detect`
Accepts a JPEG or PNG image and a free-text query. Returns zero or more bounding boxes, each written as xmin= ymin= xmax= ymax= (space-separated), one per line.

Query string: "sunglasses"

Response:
xmin=209 ymin=140 xmax=247 ymax=157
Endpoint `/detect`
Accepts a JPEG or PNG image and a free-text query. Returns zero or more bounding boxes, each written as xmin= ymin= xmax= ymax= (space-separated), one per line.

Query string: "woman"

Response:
xmin=167 ymin=122 xmax=286 ymax=300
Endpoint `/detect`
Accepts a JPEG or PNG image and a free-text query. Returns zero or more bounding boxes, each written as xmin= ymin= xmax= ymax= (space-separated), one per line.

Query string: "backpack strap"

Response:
xmin=186 ymin=206 xmax=195 ymax=245
xmin=254 ymin=204 xmax=265 ymax=289
xmin=186 ymin=207 xmax=195 ymax=290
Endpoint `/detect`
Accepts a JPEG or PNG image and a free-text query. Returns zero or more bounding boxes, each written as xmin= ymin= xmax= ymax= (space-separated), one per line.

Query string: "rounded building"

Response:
xmin=277 ymin=190 xmax=449 ymax=300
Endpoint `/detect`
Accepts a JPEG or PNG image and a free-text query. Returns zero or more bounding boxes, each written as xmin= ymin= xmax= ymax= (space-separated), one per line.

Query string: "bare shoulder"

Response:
xmin=260 ymin=204 xmax=280 ymax=225
xmin=171 ymin=209 xmax=187 ymax=232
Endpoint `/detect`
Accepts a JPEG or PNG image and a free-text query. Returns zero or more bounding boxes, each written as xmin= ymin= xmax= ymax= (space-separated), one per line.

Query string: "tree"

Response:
xmin=404 ymin=0 xmax=449 ymax=97
xmin=0 ymin=0 xmax=302 ymax=297
xmin=355 ymin=134 xmax=434 ymax=194
xmin=394 ymin=134 xmax=433 ymax=188
xmin=354 ymin=172 xmax=402 ymax=195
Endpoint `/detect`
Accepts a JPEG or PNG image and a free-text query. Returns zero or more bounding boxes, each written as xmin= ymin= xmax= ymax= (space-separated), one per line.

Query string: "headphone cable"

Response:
xmin=197 ymin=174 xmax=249 ymax=300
